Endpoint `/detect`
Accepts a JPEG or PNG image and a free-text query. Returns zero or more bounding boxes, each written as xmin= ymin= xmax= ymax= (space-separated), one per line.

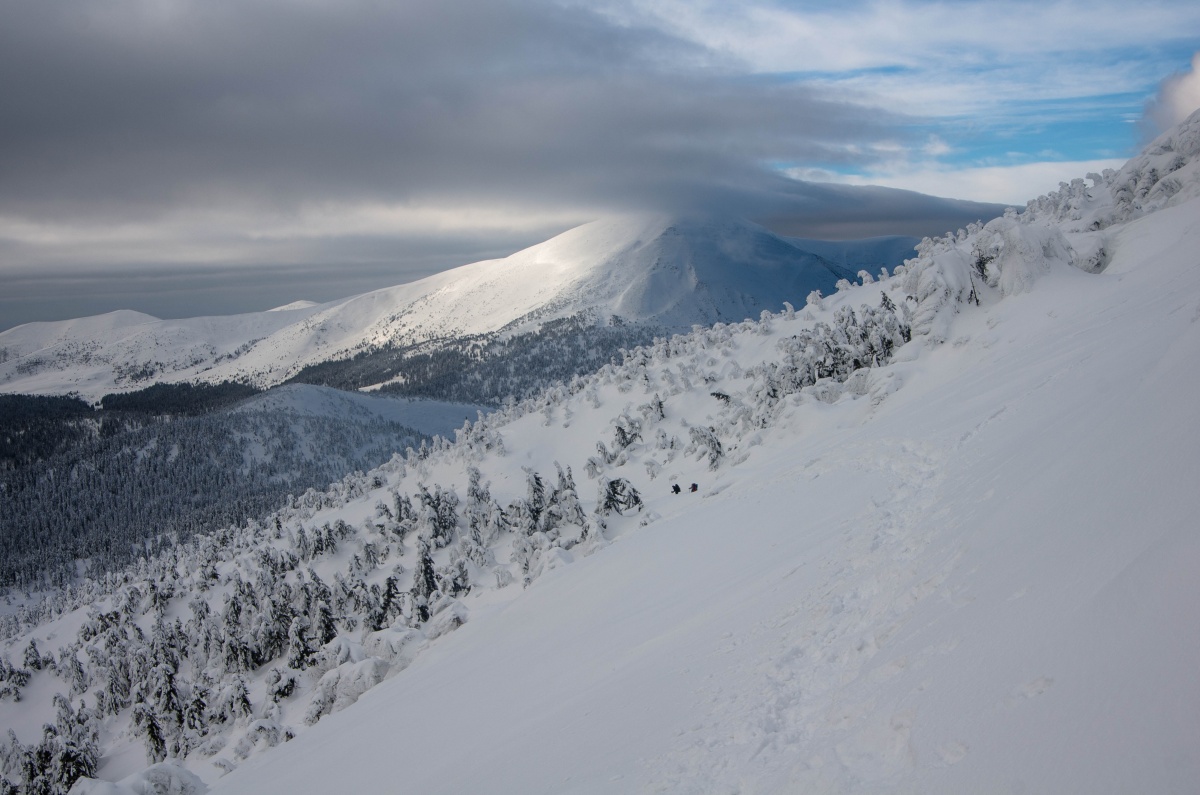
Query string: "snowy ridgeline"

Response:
xmin=0 ymin=215 xmax=859 ymax=403
xmin=0 ymin=109 xmax=1198 ymax=794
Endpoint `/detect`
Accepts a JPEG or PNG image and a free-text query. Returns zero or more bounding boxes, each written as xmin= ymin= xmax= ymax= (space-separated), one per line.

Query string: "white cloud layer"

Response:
xmin=613 ymin=0 xmax=1200 ymax=117
xmin=792 ymin=159 xmax=1127 ymax=207
xmin=1146 ymin=51 xmax=1200 ymax=133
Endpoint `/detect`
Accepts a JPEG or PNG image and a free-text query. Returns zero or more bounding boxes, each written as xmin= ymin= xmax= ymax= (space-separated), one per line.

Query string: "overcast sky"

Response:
xmin=1 ymin=0 xmax=1198 ymax=330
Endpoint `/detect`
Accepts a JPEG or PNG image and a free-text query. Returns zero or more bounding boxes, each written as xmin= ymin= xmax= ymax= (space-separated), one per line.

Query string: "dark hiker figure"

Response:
xmin=672 ymin=484 xmax=681 ymax=494
xmin=690 ymin=483 xmax=698 ymax=493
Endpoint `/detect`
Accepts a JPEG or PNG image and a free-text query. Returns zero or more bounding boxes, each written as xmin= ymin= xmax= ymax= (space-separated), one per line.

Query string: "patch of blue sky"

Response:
xmin=776 ymin=100 xmax=1142 ymax=179
xmin=748 ymin=64 xmax=917 ymax=84
xmin=927 ymin=96 xmax=1150 ymax=163
xmin=761 ymin=43 xmax=1193 ymax=97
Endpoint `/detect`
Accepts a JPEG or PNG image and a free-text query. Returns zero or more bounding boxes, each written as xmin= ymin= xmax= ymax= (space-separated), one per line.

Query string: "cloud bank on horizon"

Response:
xmin=0 ymin=0 xmax=1197 ymax=329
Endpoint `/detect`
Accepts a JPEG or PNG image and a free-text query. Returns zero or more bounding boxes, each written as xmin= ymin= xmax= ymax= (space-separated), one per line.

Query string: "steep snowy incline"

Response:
xmin=0 ymin=216 xmax=853 ymax=400
xmin=191 ymin=191 xmax=1200 ymax=794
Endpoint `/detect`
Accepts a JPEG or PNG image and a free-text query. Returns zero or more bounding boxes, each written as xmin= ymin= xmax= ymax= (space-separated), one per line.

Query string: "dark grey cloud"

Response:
xmin=0 ymin=0 xmax=1004 ymax=330
xmin=758 ymin=183 xmax=1006 ymax=240
xmin=0 ymin=0 xmax=905 ymax=220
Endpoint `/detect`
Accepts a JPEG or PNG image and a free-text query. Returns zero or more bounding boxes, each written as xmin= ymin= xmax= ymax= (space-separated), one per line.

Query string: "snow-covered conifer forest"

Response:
xmin=0 ymin=384 xmax=480 ymax=590
xmin=1 ymin=110 xmax=1199 ymax=794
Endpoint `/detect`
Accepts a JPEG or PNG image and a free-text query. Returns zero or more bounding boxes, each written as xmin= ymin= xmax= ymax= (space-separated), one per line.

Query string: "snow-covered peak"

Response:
xmin=447 ymin=214 xmax=849 ymax=328
xmin=0 ymin=215 xmax=853 ymax=400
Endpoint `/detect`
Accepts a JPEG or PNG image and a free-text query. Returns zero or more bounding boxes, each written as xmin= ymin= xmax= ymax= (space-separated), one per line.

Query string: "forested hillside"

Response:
xmin=287 ymin=312 xmax=662 ymax=404
xmin=0 ymin=385 xmax=431 ymax=590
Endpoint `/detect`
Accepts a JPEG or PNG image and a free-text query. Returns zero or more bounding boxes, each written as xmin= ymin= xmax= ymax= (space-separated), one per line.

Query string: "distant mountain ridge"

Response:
xmin=784 ymin=234 xmax=919 ymax=273
xmin=0 ymin=216 xmax=863 ymax=401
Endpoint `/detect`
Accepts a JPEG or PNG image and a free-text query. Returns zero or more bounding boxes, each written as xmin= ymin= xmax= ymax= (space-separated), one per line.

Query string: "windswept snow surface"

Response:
xmin=0 ymin=216 xmax=852 ymax=400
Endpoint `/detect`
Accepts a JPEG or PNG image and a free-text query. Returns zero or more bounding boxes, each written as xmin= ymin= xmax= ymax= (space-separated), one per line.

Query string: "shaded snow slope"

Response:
xmin=233 ymin=385 xmax=484 ymax=440
xmin=0 ymin=216 xmax=851 ymax=400
xmin=786 ymin=234 xmax=919 ymax=274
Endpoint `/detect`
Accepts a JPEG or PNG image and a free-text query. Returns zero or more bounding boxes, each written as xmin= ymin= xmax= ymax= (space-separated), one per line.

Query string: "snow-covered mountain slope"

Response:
xmin=205 ymin=197 xmax=1200 ymax=794
xmin=0 ymin=305 xmax=325 ymax=400
xmin=4 ymin=110 xmax=1200 ymax=795
xmin=0 ymin=217 xmax=855 ymax=401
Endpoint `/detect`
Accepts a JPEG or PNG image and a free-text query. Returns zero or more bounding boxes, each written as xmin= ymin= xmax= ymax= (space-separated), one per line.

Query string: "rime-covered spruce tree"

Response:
xmin=286 ymin=615 xmax=315 ymax=670
xmin=598 ymin=478 xmax=643 ymax=516
xmin=411 ymin=539 xmax=438 ymax=623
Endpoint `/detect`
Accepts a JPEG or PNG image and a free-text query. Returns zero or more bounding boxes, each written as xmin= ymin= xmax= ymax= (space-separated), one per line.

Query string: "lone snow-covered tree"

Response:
xmin=370 ymin=576 xmax=401 ymax=631
xmin=688 ymin=425 xmax=724 ymax=470
xmin=612 ymin=414 xmax=642 ymax=451
xmin=519 ymin=468 xmax=547 ymax=535
xmin=417 ymin=485 xmax=460 ymax=549
xmin=312 ymin=600 xmax=337 ymax=646
xmin=130 ymin=702 xmax=168 ymax=764
xmin=598 ymin=478 xmax=643 ymax=516
xmin=22 ymin=639 xmax=47 ymax=672
xmin=438 ymin=558 xmax=471 ymax=598
xmin=543 ymin=463 xmax=588 ymax=536
xmin=464 ymin=466 xmax=495 ymax=546
xmin=411 ymin=539 xmax=438 ymax=623
xmin=287 ymin=615 xmax=315 ymax=670
xmin=183 ymin=678 xmax=210 ymax=742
